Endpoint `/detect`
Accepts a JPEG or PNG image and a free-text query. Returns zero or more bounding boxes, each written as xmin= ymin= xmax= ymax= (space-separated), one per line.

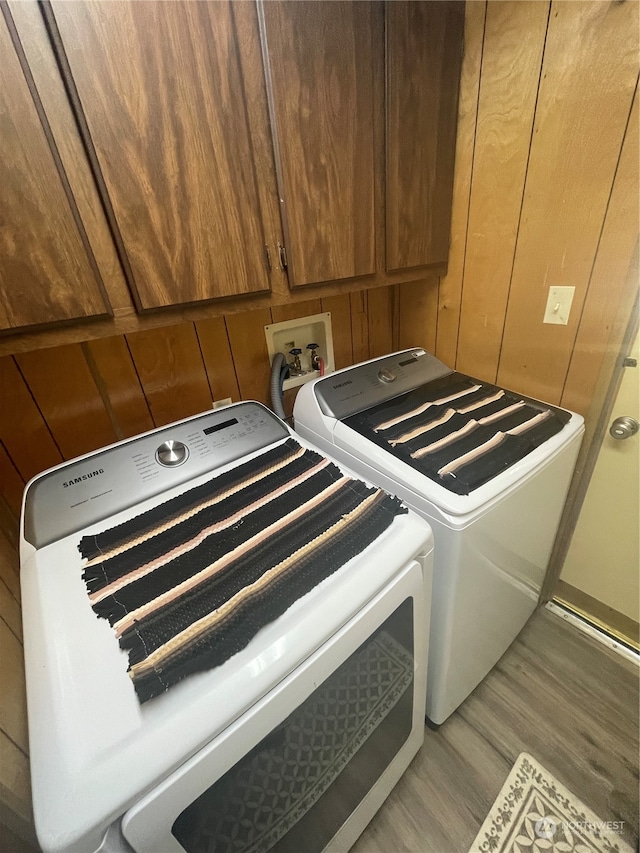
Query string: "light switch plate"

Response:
xmin=543 ymin=286 xmax=575 ymax=325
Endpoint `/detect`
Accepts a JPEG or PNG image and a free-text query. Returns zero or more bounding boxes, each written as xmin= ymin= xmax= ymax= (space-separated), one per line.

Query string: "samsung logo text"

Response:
xmin=63 ymin=469 xmax=104 ymax=488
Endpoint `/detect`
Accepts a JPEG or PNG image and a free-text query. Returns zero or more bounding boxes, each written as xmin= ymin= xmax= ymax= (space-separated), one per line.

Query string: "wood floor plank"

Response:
xmin=353 ymin=609 xmax=639 ymax=852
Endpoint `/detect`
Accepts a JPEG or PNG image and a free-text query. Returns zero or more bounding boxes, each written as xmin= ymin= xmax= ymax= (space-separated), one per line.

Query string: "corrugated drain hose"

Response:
xmin=270 ymin=352 xmax=288 ymax=419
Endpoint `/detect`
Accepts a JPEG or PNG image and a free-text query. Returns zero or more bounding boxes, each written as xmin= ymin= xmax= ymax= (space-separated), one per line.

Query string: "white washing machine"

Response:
xmin=20 ymin=402 xmax=434 ymax=853
xmin=294 ymin=349 xmax=584 ymax=725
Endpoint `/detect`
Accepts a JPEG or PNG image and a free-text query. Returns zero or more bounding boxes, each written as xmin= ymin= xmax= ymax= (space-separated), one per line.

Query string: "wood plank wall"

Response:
xmin=0 ymin=288 xmax=409 ymax=522
xmin=0 ymin=513 xmax=35 ymax=851
xmin=432 ymin=0 xmax=639 ymax=413
xmin=0 ymin=0 xmax=638 ymax=840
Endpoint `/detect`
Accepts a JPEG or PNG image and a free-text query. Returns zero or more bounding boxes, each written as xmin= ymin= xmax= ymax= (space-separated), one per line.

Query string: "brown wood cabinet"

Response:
xmin=386 ymin=2 xmax=464 ymax=271
xmin=261 ymin=0 xmax=463 ymax=286
xmin=0 ymin=5 xmax=110 ymax=332
xmin=46 ymin=0 xmax=275 ymax=310
xmin=260 ymin=1 xmax=383 ymax=287
xmin=0 ymin=0 xmax=462 ymax=347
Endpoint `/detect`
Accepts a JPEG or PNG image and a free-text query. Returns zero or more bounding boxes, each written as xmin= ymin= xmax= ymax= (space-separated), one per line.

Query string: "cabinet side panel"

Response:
xmin=49 ymin=0 xmax=271 ymax=308
xmin=262 ymin=1 xmax=378 ymax=286
xmin=386 ymin=1 xmax=464 ymax=272
xmin=0 ymin=9 xmax=110 ymax=331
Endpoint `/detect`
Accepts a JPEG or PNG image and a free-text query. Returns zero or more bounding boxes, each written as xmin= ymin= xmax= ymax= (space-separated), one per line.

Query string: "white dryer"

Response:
xmin=294 ymin=349 xmax=584 ymax=725
xmin=20 ymin=402 xmax=434 ymax=853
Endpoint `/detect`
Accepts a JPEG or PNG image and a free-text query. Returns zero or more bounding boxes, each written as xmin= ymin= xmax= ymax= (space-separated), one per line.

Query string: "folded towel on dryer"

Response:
xmin=78 ymin=438 xmax=407 ymax=703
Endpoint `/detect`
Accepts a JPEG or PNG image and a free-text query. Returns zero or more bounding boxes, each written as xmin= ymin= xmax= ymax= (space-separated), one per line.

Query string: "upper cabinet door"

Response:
xmin=260 ymin=1 xmax=382 ymax=288
xmin=386 ymin=1 xmax=464 ymax=272
xmin=46 ymin=1 xmax=273 ymax=309
xmin=0 ymin=7 xmax=110 ymax=333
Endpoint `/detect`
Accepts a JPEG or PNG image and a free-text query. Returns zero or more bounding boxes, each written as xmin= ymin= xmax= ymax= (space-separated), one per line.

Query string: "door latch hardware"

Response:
xmin=609 ymin=416 xmax=639 ymax=440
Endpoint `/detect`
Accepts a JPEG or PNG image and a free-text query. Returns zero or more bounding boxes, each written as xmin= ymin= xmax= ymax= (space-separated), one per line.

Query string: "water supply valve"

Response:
xmin=306 ymin=343 xmax=320 ymax=371
xmin=289 ymin=348 xmax=303 ymax=376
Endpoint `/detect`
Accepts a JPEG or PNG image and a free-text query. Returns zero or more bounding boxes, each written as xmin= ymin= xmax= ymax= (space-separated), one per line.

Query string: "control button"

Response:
xmin=155 ymin=440 xmax=189 ymax=467
xmin=377 ymin=368 xmax=397 ymax=384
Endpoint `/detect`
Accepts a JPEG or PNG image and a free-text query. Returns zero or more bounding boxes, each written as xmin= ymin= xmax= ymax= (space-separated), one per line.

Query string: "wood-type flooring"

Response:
xmin=353 ymin=608 xmax=639 ymax=853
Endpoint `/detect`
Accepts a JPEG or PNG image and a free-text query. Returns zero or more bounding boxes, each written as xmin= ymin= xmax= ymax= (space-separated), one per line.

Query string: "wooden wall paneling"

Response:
xmin=0 ymin=501 xmax=18 ymax=558
xmin=386 ymin=1 xmax=464 ymax=271
xmin=0 ymin=576 xmax=21 ymax=644
xmin=261 ymin=0 xmax=380 ymax=286
xmin=0 ymin=6 xmax=110 ymax=331
xmin=0 ymin=528 xmax=20 ymax=640
xmin=456 ymin=0 xmax=550 ymax=384
xmin=48 ymin=0 xmax=271 ymax=309
xmin=496 ymin=0 xmax=639 ymax=404
xmin=195 ymin=317 xmax=241 ymax=404
xmin=224 ymin=309 xmax=273 ymax=405
xmin=15 ymin=345 xmax=116 ymax=460
xmin=270 ymin=300 xmax=323 ymax=325
xmin=320 ymin=295 xmax=353 ymax=370
xmin=281 ymin=389 xmax=298 ymax=423
xmin=367 ymin=287 xmax=394 ymax=359
xmin=7 ymin=0 xmax=133 ymax=317
xmin=350 ymin=292 xmax=370 ymax=365
xmin=435 ymin=0 xmax=486 ymax=366
xmin=125 ymin=325 xmax=213 ymax=427
xmin=0 ymin=528 xmax=20 ymax=604
xmin=397 ymin=279 xmax=440 ymax=354
xmin=561 ymin=90 xmax=639 ymax=416
xmin=0 ymin=356 xmax=62 ymax=481
xmin=0 ymin=448 xmax=23 ymax=522
xmin=84 ymin=337 xmax=154 ymax=439
xmin=0 ymin=618 xmax=28 ymax=754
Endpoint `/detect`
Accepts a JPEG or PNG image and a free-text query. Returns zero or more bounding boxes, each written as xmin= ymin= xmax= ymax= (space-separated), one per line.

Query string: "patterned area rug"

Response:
xmin=470 ymin=753 xmax=633 ymax=853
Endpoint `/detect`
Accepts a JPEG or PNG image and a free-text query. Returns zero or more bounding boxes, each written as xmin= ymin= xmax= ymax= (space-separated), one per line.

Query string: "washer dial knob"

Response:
xmin=377 ymin=368 xmax=396 ymax=383
xmin=155 ymin=440 xmax=189 ymax=467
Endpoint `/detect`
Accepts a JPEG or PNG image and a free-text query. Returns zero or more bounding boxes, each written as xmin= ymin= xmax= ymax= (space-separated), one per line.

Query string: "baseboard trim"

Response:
xmin=553 ymin=579 xmax=639 ymax=648
xmin=546 ymin=601 xmax=639 ymax=665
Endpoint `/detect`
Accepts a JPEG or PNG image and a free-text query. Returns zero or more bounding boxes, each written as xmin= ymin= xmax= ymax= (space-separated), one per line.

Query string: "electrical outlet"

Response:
xmin=212 ymin=398 xmax=233 ymax=409
xmin=543 ymin=286 xmax=575 ymax=325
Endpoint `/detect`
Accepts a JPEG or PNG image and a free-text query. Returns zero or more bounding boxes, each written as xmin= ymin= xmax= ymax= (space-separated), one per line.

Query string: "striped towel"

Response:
xmin=344 ymin=373 xmax=570 ymax=495
xmin=78 ymin=438 xmax=407 ymax=703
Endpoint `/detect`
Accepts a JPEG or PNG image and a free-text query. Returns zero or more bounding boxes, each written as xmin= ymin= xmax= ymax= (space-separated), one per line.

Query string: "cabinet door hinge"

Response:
xmin=278 ymin=243 xmax=288 ymax=271
xmin=264 ymin=244 xmax=272 ymax=272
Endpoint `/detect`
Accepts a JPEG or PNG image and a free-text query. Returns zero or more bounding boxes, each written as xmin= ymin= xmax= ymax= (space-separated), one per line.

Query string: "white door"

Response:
xmin=559 ymin=332 xmax=639 ymax=645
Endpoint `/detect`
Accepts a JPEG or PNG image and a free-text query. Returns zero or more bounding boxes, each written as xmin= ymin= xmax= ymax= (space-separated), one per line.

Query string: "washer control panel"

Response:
xmin=314 ymin=349 xmax=452 ymax=420
xmin=23 ymin=402 xmax=289 ymax=548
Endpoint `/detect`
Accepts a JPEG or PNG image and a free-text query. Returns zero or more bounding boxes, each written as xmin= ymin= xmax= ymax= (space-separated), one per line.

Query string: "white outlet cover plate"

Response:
xmin=543 ymin=286 xmax=575 ymax=325
xmin=264 ymin=312 xmax=335 ymax=390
